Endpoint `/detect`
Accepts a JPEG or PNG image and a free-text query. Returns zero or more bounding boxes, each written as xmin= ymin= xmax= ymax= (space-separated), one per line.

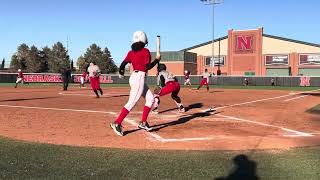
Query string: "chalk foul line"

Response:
xmin=216 ymin=114 xmax=313 ymax=137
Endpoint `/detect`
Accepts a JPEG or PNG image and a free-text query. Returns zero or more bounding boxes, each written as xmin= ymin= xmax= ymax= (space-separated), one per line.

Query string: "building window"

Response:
xmin=205 ymin=56 xmax=225 ymax=66
xmin=299 ymin=54 xmax=320 ymax=65
xmin=265 ymin=55 xmax=289 ymax=66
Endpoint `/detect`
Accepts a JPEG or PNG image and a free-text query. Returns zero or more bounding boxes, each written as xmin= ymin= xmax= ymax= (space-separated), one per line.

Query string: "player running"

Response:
xmin=184 ymin=70 xmax=191 ymax=87
xmin=152 ymin=63 xmax=185 ymax=114
xmin=196 ymin=68 xmax=211 ymax=92
xmin=87 ymin=62 xmax=103 ymax=98
xmin=110 ymin=31 xmax=160 ymax=136
xmin=80 ymin=69 xmax=88 ymax=88
xmin=14 ymin=69 xmax=24 ymax=88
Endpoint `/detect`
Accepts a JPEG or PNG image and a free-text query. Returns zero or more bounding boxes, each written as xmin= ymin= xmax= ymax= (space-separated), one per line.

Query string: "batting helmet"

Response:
xmin=132 ymin=31 xmax=148 ymax=44
xmin=157 ymin=63 xmax=166 ymax=72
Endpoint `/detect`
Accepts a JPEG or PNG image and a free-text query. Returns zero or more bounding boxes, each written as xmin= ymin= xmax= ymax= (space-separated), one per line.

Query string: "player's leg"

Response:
xmin=197 ymin=79 xmax=205 ymax=90
xmin=15 ymin=78 xmax=21 ymax=88
xmin=80 ymin=77 xmax=84 ymax=87
xmin=206 ymin=78 xmax=209 ymax=91
xmin=171 ymin=82 xmax=185 ymax=112
xmin=63 ymin=78 xmax=67 ymax=91
xmin=139 ymin=83 xmax=154 ymax=131
xmin=96 ymin=77 xmax=103 ymax=96
xmin=111 ymin=73 xmax=144 ymax=135
xmin=151 ymin=82 xmax=174 ymax=113
xmin=152 ymin=95 xmax=160 ymax=113
xmin=66 ymin=78 xmax=69 ymax=91
xmin=90 ymin=77 xmax=99 ymax=97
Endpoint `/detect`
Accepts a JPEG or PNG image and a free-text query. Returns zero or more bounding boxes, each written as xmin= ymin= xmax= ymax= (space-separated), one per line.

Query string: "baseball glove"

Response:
xmin=153 ymin=86 xmax=162 ymax=95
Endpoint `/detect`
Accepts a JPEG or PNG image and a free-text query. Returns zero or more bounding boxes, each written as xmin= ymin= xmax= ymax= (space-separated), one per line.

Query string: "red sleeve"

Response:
xmin=124 ymin=51 xmax=132 ymax=63
xmin=145 ymin=48 xmax=151 ymax=63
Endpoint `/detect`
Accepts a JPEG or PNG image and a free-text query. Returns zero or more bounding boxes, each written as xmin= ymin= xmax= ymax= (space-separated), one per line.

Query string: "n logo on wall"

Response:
xmin=235 ymin=35 xmax=254 ymax=54
xmin=300 ymin=76 xmax=311 ymax=87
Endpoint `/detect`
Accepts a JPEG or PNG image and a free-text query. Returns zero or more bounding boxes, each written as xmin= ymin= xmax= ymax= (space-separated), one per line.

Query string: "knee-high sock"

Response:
xmin=142 ymin=106 xmax=151 ymax=123
xmin=115 ymin=107 xmax=129 ymax=125
xmin=99 ymin=88 xmax=103 ymax=95
xmin=94 ymin=90 xmax=99 ymax=97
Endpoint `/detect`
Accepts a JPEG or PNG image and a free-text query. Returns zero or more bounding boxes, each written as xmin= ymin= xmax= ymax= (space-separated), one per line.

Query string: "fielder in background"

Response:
xmin=14 ymin=69 xmax=24 ymax=88
xmin=87 ymin=62 xmax=103 ymax=98
xmin=184 ymin=70 xmax=192 ymax=88
xmin=197 ymin=68 xmax=211 ymax=92
xmin=80 ymin=69 xmax=88 ymax=88
xmin=152 ymin=63 xmax=185 ymax=113
xmin=110 ymin=31 xmax=160 ymax=136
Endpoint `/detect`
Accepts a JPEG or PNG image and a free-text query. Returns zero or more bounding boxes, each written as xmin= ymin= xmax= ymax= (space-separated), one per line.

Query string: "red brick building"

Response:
xmin=145 ymin=28 xmax=320 ymax=76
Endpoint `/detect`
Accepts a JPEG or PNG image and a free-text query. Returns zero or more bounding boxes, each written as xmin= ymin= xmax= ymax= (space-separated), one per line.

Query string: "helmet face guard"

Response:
xmin=132 ymin=31 xmax=148 ymax=45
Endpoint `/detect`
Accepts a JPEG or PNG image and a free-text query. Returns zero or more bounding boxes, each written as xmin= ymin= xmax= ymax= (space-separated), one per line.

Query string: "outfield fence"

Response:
xmin=1 ymin=73 xmax=319 ymax=87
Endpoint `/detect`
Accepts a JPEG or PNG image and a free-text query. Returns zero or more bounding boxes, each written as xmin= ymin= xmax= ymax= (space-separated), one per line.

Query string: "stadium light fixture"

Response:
xmin=200 ymin=0 xmax=224 ymax=75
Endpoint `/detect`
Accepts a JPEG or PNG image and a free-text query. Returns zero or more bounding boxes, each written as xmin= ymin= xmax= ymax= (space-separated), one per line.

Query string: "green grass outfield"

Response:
xmin=0 ymin=137 xmax=319 ymax=179
xmin=1 ymin=82 xmax=320 ymax=91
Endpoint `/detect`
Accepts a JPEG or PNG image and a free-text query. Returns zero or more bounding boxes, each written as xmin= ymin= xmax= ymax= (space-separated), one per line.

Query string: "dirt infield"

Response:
xmin=0 ymin=85 xmax=319 ymax=151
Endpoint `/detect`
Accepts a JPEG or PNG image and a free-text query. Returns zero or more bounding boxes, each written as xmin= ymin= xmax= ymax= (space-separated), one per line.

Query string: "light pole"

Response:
xmin=200 ymin=0 xmax=224 ymax=75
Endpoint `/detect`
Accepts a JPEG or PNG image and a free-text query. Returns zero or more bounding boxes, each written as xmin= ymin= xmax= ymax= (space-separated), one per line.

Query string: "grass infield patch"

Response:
xmin=0 ymin=136 xmax=319 ymax=179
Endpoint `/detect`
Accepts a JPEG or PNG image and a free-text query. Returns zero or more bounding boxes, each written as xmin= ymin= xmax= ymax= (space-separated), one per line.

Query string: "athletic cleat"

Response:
xmin=138 ymin=122 xmax=153 ymax=131
xmin=110 ymin=122 xmax=123 ymax=136
xmin=179 ymin=105 xmax=185 ymax=112
xmin=151 ymin=108 xmax=159 ymax=114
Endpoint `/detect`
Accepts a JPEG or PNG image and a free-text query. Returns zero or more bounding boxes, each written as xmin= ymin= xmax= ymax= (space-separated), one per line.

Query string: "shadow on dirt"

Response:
xmin=0 ymin=96 xmax=58 ymax=102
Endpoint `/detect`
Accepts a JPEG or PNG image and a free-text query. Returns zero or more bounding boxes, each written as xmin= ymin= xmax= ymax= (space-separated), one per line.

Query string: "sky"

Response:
xmin=1 ymin=0 xmax=320 ymax=67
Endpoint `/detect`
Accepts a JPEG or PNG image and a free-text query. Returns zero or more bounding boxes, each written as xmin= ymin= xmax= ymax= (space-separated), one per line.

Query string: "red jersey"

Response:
xmin=124 ymin=48 xmax=151 ymax=72
xmin=82 ymin=71 xmax=87 ymax=78
xmin=18 ymin=72 xmax=24 ymax=78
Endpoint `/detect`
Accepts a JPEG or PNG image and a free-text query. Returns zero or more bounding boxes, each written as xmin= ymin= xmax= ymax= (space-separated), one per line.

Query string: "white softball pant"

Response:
xmin=124 ymin=71 xmax=154 ymax=111
xmin=80 ymin=77 xmax=84 ymax=84
xmin=16 ymin=78 xmax=24 ymax=84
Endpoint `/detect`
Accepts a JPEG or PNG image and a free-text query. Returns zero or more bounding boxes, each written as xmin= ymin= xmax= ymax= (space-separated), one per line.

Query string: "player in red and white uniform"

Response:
xmin=80 ymin=70 xmax=88 ymax=88
xmin=110 ymin=31 xmax=160 ymax=136
xmin=87 ymin=62 xmax=103 ymax=98
xmin=152 ymin=64 xmax=185 ymax=113
xmin=14 ymin=69 xmax=24 ymax=88
xmin=197 ymin=69 xmax=211 ymax=92
xmin=184 ymin=70 xmax=191 ymax=87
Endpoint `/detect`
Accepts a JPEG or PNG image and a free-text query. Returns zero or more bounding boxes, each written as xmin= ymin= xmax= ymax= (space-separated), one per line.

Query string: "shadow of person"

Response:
xmin=0 ymin=96 xmax=58 ymax=102
xmin=151 ymin=109 xmax=217 ymax=132
xmin=215 ymin=154 xmax=259 ymax=180
xmin=123 ymin=109 xmax=217 ymax=135
xmin=158 ymin=103 xmax=203 ymax=114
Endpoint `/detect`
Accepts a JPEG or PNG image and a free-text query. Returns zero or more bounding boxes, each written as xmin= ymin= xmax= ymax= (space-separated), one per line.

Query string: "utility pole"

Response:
xmin=200 ymin=0 xmax=224 ymax=75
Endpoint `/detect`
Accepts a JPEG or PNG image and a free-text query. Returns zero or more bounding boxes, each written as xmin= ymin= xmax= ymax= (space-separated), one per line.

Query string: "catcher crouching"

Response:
xmin=152 ymin=63 xmax=185 ymax=113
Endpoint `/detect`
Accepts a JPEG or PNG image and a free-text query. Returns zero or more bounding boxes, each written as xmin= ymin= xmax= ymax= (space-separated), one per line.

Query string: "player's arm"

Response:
xmin=119 ymin=61 xmax=129 ymax=75
xmin=159 ymin=75 xmax=165 ymax=87
xmin=146 ymin=53 xmax=161 ymax=70
xmin=119 ymin=52 xmax=131 ymax=75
